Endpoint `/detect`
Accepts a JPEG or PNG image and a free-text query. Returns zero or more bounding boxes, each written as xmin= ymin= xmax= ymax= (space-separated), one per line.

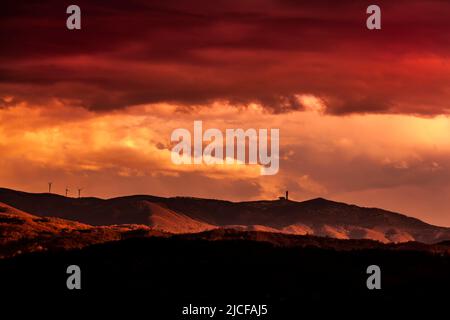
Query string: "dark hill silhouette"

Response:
xmin=0 ymin=187 xmax=449 ymax=243
xmin=1 ymin=196 xmax=449 ymax=313
xmin=1 ymin=230 xmax=449 ymax=314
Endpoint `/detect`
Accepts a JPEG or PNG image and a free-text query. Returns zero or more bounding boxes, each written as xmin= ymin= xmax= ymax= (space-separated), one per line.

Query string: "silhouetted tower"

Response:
xmin=285 ymin=190 xmax=289 ymax=200
xmin=65 ymin=187 xmax=69 ymax=197
xmin=48 ymin=182 xmax=52 ymax=193
xmin=77 ymin=188 xmax=82 ymax=198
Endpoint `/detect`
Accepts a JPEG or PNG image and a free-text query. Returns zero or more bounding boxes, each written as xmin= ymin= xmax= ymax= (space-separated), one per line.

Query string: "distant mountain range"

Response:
xmin=1 ymin=187 xmax=449 ymax=246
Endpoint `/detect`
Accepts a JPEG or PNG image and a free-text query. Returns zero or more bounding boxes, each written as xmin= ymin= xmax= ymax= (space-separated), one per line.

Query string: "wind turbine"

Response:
xmin=77 ymin=188 xmax=82 ymax=198
xmin=65 ymin=186 xmax=69 ymax=197
xmin=48 ymin=182 xmax=52 ymax=193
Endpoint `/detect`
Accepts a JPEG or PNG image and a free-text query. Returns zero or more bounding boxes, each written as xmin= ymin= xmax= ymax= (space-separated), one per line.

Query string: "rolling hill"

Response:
xmin=0 ymin=201 xmax=165 ymax=258
xmin=0 ymin=187 xmax=449 ymax=244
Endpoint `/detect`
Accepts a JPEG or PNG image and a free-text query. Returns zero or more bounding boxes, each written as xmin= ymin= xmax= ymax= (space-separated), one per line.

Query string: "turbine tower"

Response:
xmin=48 ymin=182 xmax=52 ymax=193
xmin=77 ymin=188 xmax=82 ymax=198
xmin=65 ymin=187 xmax=69 ymax=197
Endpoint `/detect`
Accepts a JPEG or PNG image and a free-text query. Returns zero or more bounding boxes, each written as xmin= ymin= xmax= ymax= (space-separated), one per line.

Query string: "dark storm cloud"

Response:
xmin=1 ymin=0 xmax=450 ymax=114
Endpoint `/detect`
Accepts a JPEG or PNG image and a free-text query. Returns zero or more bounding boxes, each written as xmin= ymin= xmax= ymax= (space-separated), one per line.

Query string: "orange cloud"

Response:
xmin=1 ymin=100 xmax=450 ymax=225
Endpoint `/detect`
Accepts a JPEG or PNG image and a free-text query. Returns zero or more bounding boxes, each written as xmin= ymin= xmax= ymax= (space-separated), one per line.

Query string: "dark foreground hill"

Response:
xmin=1 ymin=195 xmax=449 ymax=316
xmin=1 ymin=187 xmax=449 ymax=243
xmin=0 ymin=231 xmax=449 ymax=316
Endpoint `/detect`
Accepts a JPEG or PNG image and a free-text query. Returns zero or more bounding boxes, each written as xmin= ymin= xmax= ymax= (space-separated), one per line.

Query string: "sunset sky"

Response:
xmin=1 ymin=0 xmax=450 ymax=226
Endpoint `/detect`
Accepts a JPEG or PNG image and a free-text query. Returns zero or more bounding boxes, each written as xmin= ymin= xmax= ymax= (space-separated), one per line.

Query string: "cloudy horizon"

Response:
xmin=1 ymin=0 xmax=450 ymax=226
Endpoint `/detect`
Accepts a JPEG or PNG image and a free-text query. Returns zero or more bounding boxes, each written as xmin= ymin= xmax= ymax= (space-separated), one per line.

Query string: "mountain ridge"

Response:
xmin=0 ymin=187 xmax=449 ymax=244
xmin=0 ymin=187 xmax=438 ymax=226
